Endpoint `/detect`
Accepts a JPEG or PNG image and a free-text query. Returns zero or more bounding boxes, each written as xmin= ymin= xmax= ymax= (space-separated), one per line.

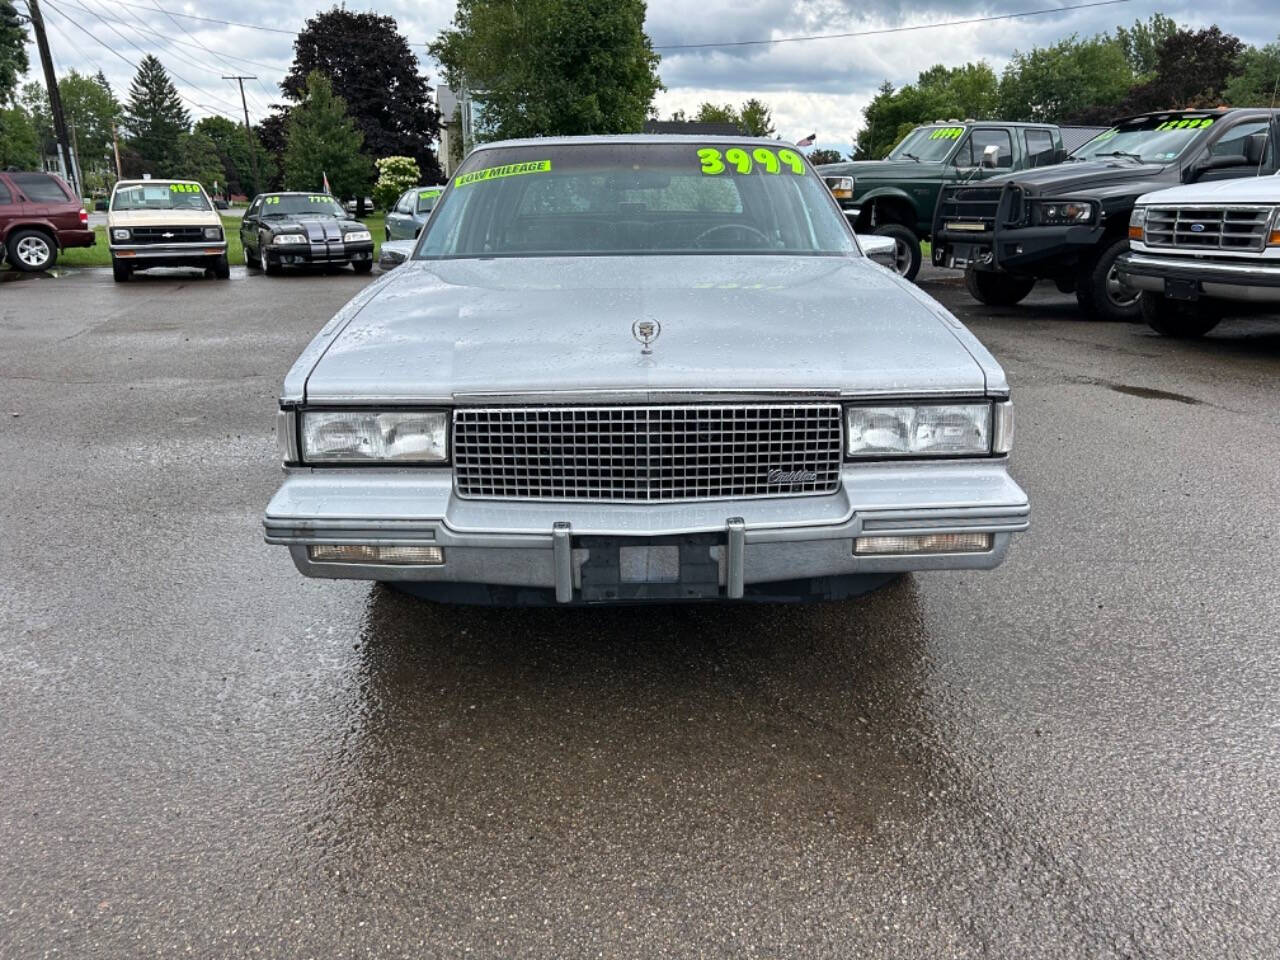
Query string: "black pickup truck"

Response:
xmin=817 ymin=121 xmax=1103 ymax=280
xmin=931 ymin=108 xmax=1280 ymax=320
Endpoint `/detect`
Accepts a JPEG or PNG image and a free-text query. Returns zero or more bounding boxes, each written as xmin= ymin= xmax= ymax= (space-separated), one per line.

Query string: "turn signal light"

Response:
xmin=308 ymin=545 xmax=444 ymax=564
xmin=854 ymin=533 xmax=993 ymax=555
xmin=1269 ymin=229 xmax=1280 ymax=246
xmin=1128 ymin=225 xmax=1144 ymax=241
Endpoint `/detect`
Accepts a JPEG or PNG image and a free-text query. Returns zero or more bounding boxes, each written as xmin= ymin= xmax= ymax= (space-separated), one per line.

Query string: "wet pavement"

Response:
xmin=2 ymin=265 xmax=1279 ymax=958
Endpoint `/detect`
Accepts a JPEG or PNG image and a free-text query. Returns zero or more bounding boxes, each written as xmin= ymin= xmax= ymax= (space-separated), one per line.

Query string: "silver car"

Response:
xmin=264 ymin=136 xmax=1028 ymax=605
xmin=384 ymin=186 xmax=445 ymax=240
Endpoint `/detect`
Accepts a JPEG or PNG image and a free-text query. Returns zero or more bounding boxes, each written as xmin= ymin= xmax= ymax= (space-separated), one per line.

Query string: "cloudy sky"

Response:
xmin=25 ymin=0 xmax=1280 ymax=154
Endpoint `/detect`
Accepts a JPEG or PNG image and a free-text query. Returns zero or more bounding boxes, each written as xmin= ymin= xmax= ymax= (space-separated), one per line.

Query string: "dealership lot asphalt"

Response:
xmin=2 ymin=263 xmax=1278 ymax=958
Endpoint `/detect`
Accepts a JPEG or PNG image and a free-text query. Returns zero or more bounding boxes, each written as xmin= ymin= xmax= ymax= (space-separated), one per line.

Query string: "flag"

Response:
xmin=796 ymin=133 xmax=816 ymax=147
xmin=322 ymin=171 xmax=331 ymax=194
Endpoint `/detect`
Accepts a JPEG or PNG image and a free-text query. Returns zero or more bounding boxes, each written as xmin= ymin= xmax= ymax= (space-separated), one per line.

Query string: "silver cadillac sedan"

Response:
xmin=264 ymin=136 xmax=1028 ymax=604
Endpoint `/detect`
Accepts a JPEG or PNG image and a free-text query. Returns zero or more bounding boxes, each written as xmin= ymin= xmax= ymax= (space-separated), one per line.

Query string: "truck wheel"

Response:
xmin=872 ymin=224 xmax=921 ymax=281
xmin=964 ymin=268 xmax=1035 ymax=306
xmin=211 ymin=255 xmax=230 ymax=279
xmin=352 ymin=259 xmax=373 ymax=274
xmin=1139 ymin=292 xmax=1221 ymax=338
xmin=111 ymin=258 xmax=131 ymax=283
xmin=1075 ymin=236 xmax=1140 ymax=321
xmin=8 ymin=228 xmax=57 ymax=271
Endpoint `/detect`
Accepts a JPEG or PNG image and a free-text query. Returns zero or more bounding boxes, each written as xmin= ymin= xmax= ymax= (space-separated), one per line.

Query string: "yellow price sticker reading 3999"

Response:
xmin=697 ymin=147 xmax=806 ymax=176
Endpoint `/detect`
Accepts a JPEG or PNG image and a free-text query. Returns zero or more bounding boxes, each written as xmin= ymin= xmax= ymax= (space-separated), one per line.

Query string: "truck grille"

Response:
xmin=938 ymin=185 xmax=1004 ymax=232
xmin=1144 ymin=206 xmax=1274 ymax=252
xmin=128 ymin=226 xmax=210 ymax=244
xmin=453 ymin=404 xmax=843 ymax=502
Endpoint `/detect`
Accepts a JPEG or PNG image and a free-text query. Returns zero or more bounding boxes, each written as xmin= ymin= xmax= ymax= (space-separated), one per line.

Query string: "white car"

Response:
xmin=1118 ymin=174 xmax=1280 ymax=337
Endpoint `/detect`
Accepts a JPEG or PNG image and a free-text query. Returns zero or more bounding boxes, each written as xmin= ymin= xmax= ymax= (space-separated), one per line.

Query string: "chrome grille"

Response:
xmin=939 ymin=185 xmax=1003 ymax=232
xmin=453 ymin=404 xmax=843 ymax=502
xmin=129 ymin=226 xmax=209 ymax=244
xmin=1145 ymin=206 xmax=1274 ymax=252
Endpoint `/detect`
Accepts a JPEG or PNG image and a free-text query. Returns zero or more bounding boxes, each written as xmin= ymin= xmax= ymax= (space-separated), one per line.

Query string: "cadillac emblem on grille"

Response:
xmin=632 ymin=319 xmax=661 ymax=354
xmin=768 ymin=468 xmax=819 ymax=484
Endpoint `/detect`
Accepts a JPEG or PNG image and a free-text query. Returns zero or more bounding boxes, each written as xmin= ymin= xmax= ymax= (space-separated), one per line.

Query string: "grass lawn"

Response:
xmin=55 ymin=215 xmax=387 ymax=269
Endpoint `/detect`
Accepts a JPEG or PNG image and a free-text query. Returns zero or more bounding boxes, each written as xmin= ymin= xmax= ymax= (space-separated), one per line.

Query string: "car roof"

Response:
xmin=1111 ymin=107 xmax=1280 ymax=124
xmin=472 ymin=134 xmax=802 ymax=151
xmin=114 ymin=178 xmax=202 ymax=186
xmin=261 ymin=191 xmax=337 ymax=196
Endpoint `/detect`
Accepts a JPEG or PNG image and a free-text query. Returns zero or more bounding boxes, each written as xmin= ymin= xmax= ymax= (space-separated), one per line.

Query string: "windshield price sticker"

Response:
xmin=929 ymin=127 xmax=965 ymax=140
xmin=455 ymin=160 xmax=552 ymax=188
xmin=264 ymin=196 xmax=280 ymax=205
xmin=1154 ymin=118 xmax=1214 ymax=131
xmin=697 ymin=147 xmax=806 ymax=176
xmin=169 ymin=183 xmax=201 ymax=193
xmin=306 ymin=195 xmax=330 ymax=203
xmin=419 ymin=188 xmax=443 ymax=200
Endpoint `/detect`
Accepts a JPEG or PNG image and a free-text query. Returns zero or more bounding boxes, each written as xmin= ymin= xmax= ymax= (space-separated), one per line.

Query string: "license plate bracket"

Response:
xmin=1164 ymin=277 xmax=1200 ymax=301
xmin=577 ymin=533 xmax=722 ymax=602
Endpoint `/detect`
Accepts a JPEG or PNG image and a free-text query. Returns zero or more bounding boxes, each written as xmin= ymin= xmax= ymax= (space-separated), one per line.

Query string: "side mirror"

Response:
xmin=1244 ymin=132 xmax=1268 ymax=166
xmin=378 ymin=239 xmax=414 ymax=271
xmin=857 ymin=234 xmax=897 ymax=270
xmin=1196 ymin=153 xmax=1250 ymax=176
xmin=980 ymin=144 xmax=1001 ymax=169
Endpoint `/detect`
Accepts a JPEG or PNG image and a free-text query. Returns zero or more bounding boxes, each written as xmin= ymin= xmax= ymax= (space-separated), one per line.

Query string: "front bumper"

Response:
xmin=110 ymin=241 xmax=227 ymax=262
xmin=1116 ymin=252 xmax=1280 ymax=303
xmin=933 ymin=223 xmax=1104 ymax=274
xmin=266 ymin=240 xmax=374 ymax=267
xmin=263 ymin=461 xmax=1029 ymax=603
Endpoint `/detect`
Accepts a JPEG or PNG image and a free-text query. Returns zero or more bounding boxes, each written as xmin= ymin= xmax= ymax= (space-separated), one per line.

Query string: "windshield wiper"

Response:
xmin=902 ymin=152 xmax=921 ymax=162
xmin=1097 ymin=150 xmax=1144 ymax=163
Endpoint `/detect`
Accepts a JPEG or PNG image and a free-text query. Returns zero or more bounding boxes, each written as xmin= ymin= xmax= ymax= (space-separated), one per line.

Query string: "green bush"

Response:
xmin=373 ymin=155 xmax=420 ymax=210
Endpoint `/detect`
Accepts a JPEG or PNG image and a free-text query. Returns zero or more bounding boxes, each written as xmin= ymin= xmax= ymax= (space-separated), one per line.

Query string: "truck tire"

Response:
xmin=211 ymin=255 xmax=230 ymax=279
xmin=964 ymin=268 xmax=1035 ymax=306
xmin=872 ymin=223 xmax=922 ymax=282
xmin=1139 ymin=292 xmax=1221 ymax=338
xmin=7 ymin=228 xmax=57 ymax=271
xmin=111 ymin=258 xmax=131 ymax=283
xmin=1075 ymin=236 xmax=1140 ymax=321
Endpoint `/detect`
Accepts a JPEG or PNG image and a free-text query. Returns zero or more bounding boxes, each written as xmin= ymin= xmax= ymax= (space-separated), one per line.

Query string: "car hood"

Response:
xmin=819 ymin=159 xmax=946 ymax=183
xmin=1138 ymin=175 xmax=1280 ymax=205
xmin=298 ymin=255 xmax=1001 ymax=403
xmin=108 ymin=209 xmax=220 ymax=226
xmin=989 ymin=159 xmax=1173 ymax=197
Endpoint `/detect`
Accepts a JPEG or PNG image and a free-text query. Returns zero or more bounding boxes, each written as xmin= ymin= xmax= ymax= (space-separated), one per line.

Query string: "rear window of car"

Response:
xmin=9 ymin=173 xmax=72 ymax=203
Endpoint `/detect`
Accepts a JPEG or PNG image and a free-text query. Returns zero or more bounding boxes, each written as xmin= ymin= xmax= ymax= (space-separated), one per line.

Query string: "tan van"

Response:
xmin=107 ymin=179 xmax=228 ymax=282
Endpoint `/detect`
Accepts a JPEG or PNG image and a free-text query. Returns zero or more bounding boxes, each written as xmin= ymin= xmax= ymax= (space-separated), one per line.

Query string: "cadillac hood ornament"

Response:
xmin=632 ymin=318 xmax=661 ymax=354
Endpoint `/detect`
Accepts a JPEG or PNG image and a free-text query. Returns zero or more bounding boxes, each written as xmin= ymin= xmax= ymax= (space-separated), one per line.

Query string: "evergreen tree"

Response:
xmin=282 ymin=72 xmax=371 ymax=201
xmin=122 ymin=55 xmax=191 ymax=176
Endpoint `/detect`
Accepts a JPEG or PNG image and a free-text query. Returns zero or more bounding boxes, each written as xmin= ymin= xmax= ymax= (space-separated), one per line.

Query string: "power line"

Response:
xmin=109 ymin=0 xmax=297 ymax=35
xmin=652 ymin=0 xmax=1135 ymax=50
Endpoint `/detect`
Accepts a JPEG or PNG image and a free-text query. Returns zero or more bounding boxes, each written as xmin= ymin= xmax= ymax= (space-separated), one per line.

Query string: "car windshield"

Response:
xmin=260 ymin=194 xmax=346 ymax=217
xmin=419 ymin=142 xmax=856 ymax=259
xmin=416 ymin=188 xmax=443 ymax=214
xmin=1071 ymin=116 xmax=1217 ymax=163
xmin=111 ymin=183 xmax=211 ymax=211
xmin=887 ymin=126 xmax=966 ymax=162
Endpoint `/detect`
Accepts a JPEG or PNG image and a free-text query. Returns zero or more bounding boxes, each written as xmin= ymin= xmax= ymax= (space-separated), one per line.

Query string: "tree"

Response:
xmin=282 ymin=71 xmax=371 ymax=201
xmin=806 ymin=148 xmax=845 ymax=166
xmin=852 ymin=63 xmax=999 ymax=159
xmin=196 ymin=115 xmax=270 ymax=197
xmin=1224 ymin=43 xmax=1280 ymax=106
xmin=431 ymin=0 xmax=662 ymax=141
xmin=372 ymin=155 xmax=419 ymax=211
xmin=19 ymin=81 xmax=52 ymax=154
xmin=284 ymin=8 xmax=441 ymax=182
xmin=0 ymin=0 xmax=28 ymax=103
xmin=738 ymin=99 xmax=775 ymax=137
xmin=59 ymin=70 xmax=120 ymax=174
xmin=122 ymin=55 xmax=191 ymax=176
xmin=1114 ymin=13 xmax=1178 ymax=78
xmin=255 ymin=111 xmax=289 ymax=191
xmin=0 ymin=107 xmax=40 ymax=169
xmin=997 ymin=35 xmax=1132 ymax=123
xmin=176 ymin=130 xmax=224 ymax=191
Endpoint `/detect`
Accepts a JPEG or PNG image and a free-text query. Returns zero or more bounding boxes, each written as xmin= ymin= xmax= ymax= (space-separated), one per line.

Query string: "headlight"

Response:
xmin=273 ymin=233 xmax=307 ymax=245
xmin=845 ymin=404 xmax=992 ymax=458
xmin=203 ymin=226 xmax=222 ymax=240
xmin=1129 ymin=206 xmax=1147 ymax=241
xmin=111 ymin=228 xmax=129 ymax=241
xmin=344 ymin=229 xmax=372 ymax=242
xmin=824 ymin=176 xmax=854 ymax=200
xmin=1035 ymin=200 xmax=1094 ymax=225
xmin=300 ymin=410 xmax=448 ymax=463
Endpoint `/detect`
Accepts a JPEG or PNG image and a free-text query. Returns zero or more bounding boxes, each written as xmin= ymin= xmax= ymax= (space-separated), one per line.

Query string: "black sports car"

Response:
xmin=239 ymin=192 xmax=375 ymax=275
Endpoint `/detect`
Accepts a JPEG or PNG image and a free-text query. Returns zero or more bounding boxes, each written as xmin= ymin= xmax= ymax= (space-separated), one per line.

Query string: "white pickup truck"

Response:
xmin=1117 ymin=176 xmax=1280 ymax=337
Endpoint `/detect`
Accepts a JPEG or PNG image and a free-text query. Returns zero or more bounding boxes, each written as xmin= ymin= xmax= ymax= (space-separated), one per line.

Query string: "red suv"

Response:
xmin=0 ymin=171 xmax=94 ymax=272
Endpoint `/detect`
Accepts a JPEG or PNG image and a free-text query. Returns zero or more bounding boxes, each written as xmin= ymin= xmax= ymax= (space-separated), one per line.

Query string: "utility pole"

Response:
xmin=110 ymin=121 xmax=122 ymax=179
xmin=23 ymin=0 xmax=77 ymax=194
xmin=223 ymin=75 xmax=260 ymax=197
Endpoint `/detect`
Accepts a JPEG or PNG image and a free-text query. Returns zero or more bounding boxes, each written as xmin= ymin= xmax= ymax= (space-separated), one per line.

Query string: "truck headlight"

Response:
xmin=1129 ymin=206 xmax=1147 ymax=241
xmin=274 ymin=233 xmax=307 ymax=245
xmin=824 ymin=176 xmax=854 ymax=200
xmin=344 ymin=229 xmax=372 ymax=242
xmin=203 ymin=226 xmax=223 ymax=240
xmin=300 ymin=410 xmax=448 ymax=463
xmin=111 ymin=228 xmax=129 ymax=241
xmin=1036 ymin=200 xmax=1093 ymax=225
xmin=845 ymin=403 xmax=993 ymax=458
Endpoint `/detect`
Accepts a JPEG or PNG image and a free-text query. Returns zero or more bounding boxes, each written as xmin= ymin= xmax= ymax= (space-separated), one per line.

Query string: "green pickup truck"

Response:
xmin=818 ymin=121 xmax=1105 ymax=280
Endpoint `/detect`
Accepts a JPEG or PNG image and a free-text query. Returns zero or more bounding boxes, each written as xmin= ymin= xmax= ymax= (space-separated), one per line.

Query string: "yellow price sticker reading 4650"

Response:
xmin=698 ymin=147 xmax=806 ymax=176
